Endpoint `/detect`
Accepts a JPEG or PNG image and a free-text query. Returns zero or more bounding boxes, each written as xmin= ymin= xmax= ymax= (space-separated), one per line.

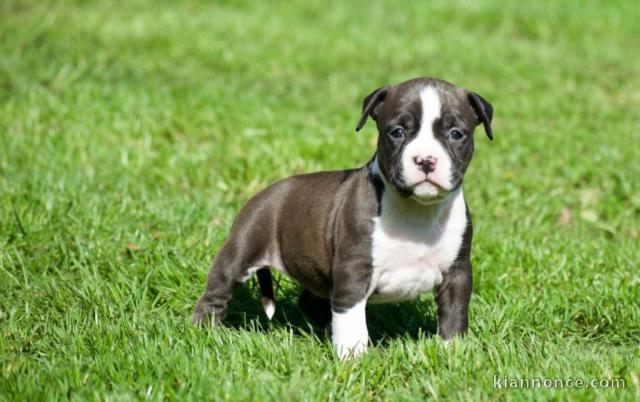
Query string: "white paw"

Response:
xmin=260 ymin=297 xmax=275 ymax=320
xmin=331 ymin=300 xmax=368 ymax=360
xmin=334 ymin=338 xmax=368 ymax=360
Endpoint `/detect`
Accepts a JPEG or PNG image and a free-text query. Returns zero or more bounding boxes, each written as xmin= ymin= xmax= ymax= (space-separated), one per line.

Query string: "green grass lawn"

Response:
xmin=1 ymin=0 xmax=639 ymax=400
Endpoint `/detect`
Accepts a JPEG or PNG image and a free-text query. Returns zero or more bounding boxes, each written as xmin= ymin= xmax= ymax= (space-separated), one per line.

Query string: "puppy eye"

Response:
xmin=389 ymin=127 xmax=406 ymax=138
xmin=450 ymin=129 xmax=465 ymax=141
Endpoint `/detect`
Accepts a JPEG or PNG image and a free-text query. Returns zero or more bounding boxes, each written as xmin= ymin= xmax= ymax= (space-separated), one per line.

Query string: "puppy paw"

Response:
xmin=334 ymin=339 xmax=368 ymax=360
xmin=192 ymin=299 xmax=225 ymax=325
xmin=331 ymin=300 xmax=369 ymax=360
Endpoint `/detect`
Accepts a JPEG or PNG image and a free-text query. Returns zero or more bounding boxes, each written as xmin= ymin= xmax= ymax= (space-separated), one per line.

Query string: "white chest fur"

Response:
xmin=368 ymin=188 xmax=468 ymax=303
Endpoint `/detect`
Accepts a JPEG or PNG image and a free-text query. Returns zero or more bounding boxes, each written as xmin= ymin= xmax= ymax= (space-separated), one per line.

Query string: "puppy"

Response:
xmin=193 ymin=77 xmax=493 ymax=359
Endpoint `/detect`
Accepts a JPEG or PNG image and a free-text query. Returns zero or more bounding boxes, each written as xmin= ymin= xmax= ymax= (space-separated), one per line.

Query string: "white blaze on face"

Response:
xmin=400 ymin=86 xmax=454 ymax=198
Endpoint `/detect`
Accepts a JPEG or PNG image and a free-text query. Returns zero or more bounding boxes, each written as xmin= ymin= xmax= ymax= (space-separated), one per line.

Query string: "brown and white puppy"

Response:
xmin=193 ymin=77 xmax=494 ymax=359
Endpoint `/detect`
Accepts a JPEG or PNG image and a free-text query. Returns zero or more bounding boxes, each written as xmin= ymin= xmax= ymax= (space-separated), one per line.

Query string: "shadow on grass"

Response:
xmin=220 ymin=280 xmax=439 ymax=346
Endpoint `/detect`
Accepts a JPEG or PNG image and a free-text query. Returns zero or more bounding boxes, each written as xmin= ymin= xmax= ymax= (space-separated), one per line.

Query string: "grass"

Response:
xmin=1 ymin=0 xmax=639 ymax=400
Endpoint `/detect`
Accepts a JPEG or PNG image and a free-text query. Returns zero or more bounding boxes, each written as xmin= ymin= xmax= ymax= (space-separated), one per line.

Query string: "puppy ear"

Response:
xmin=355 ymin=86 xmax=389 ymax=132
xmin=468 ymin=91 xmax=494 ymax=140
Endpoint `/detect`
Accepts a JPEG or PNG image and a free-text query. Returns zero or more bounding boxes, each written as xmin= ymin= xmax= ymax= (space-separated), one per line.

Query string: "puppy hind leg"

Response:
xmin=298 ymin=288 xmax=331 ymax=327
xmin=192 ymin=241 xmax=255 ymax=324
xmin=257 ymin=268 xmax=275 ymax=320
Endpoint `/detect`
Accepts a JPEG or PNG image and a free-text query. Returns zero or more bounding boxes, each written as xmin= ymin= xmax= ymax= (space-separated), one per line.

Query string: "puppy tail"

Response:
xmin=257 ymin=268 xmax=275 ymax=320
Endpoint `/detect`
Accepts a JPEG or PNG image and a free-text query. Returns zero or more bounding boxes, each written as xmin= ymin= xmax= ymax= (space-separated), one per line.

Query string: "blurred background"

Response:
xmin=2 ymin=1 xmax=638 ymax=237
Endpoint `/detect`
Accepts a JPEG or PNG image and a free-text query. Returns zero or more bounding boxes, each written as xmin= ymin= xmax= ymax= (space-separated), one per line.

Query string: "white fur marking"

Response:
xmin=331 ymin=300 xmax=368 ymax=359
xmin=244 ymin=249 xmax=285 ymax=320
xmin=240 ymin=266 xmax=262 ymax=283
xmin=400 ymin=86 xmax=454 ymax=196
xmin=369 ymin=176 xmax=467 ymax=304
xmin=262 ymin=298 xmax=275 ymax=320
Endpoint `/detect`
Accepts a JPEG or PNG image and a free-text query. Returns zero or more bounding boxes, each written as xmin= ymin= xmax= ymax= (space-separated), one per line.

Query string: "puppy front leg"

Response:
xmin=331 ymin=300 xmax=368 ymax=359
xmin=330 ymin=259 xmax=372 ymax=359
xmin=435 ymin=259 xmax=472 ymax=340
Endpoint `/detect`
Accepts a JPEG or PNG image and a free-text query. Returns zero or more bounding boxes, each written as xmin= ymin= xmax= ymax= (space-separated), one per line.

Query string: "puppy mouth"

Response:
xmin=385 ymin=165 xmax=452 ymax=197
xmin=404 ymin=176 xmax=460 ymax=203
xmin=413 ymin=177 xmax=446 ymax=190
xmin=410 ymin=175 xmax=455 ymax=193
xmin=389 ymin=176 xmax=446 ymax=198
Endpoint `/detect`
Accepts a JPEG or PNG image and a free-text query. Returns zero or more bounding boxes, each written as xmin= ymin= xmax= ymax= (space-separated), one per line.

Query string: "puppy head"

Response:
xmin=356 ymin=78 xmax=493 ymax=203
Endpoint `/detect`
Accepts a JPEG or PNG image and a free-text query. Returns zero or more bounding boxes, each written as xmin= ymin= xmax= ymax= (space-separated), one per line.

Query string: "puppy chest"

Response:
xmin=367 ymin=195 xmax=467 ymax=303
xmin=369 ymin=238 xmax=454 ymax=303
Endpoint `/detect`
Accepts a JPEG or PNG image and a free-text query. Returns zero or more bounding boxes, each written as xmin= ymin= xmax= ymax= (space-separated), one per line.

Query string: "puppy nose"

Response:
xmin=414 ymin=155 xmax=437 ymax=173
